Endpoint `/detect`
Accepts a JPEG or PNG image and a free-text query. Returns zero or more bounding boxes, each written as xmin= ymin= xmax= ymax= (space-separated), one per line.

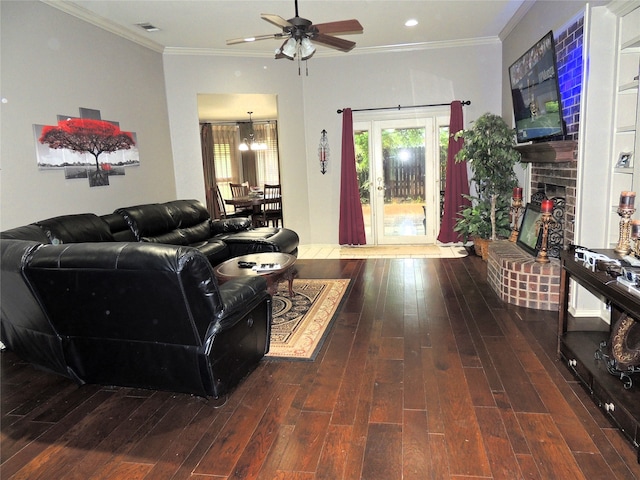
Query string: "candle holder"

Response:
xmin=509 ymin=197 xmax=524 ymax=242
xmin=535 ymin=211 xmax=557 ymax=264
xmin=615 ymin=207 xmax=636 ymax=254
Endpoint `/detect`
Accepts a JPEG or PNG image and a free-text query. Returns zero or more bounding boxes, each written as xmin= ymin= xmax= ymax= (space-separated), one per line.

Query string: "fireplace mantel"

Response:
xmin=515 ymin=140 xmax=577 ymax=163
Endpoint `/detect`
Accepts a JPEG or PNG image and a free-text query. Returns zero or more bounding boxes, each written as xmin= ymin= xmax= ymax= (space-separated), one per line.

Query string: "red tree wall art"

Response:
xmin=39 ymin=118 xmax=136 ymax=187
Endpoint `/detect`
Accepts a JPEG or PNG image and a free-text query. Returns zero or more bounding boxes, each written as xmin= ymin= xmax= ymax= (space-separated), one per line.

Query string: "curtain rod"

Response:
xmin=337 ymin=100 xmax=470 ymax=114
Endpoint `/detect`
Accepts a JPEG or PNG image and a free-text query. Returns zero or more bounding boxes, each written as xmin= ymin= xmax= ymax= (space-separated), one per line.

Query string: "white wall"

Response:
xmin=162 ymin=54 xmax=312 ymax=242
xmin=163 ymin=41 xmax=503 ymax=244
xmin=302 ymin=44 xmax=502 ymax=243
xmin=0 ymin=1 xmax=175 ymax=229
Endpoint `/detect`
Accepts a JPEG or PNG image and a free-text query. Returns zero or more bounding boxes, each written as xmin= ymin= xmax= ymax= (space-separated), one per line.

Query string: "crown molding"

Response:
xmin=499 ymin=0 xmax=536 ymax=41
xmin=41 ymin=0 xmax=165 ymax=53
xmin=164 ymin=36 xmax=501 ymax=57
xmin=353 ymin=36 xmax=501 ymax=55
xmin=607 ymin=0 xmax=640 ymax=16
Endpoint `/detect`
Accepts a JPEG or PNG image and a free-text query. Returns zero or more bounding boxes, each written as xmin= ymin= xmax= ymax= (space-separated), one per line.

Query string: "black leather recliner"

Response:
xmin=12 ymin=241 xmax=272 ymax=398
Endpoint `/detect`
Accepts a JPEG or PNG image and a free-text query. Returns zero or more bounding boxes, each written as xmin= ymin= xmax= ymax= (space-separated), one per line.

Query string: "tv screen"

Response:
xmin=516 ymin=202 xmax=543 ymax=256
xmin=509 ymin=31 xmax=565 ymax=143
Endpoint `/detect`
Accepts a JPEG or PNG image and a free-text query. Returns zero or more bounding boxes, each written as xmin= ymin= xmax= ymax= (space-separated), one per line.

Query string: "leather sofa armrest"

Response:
xmin=211 ymin=217 xmax=252 ymax=235
xmin=217 ymin=276 xmax=269 ymax=327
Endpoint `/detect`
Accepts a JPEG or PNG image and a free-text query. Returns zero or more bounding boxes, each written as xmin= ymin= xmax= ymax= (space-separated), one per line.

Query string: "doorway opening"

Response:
xmin=198 ymin=94 xmax=280 ymax=218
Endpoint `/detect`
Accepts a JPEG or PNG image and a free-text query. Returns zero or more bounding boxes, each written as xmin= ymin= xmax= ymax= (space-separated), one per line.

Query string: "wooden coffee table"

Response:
xmin=214 ymin=252 xmax=297 ymax=297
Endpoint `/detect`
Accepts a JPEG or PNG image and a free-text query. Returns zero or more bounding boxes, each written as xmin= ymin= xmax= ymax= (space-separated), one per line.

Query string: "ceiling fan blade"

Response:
xmin=261 ymin=13 xmax=292 ymax=29
xmin=312 ymin=34 xmax=356 ymax=52
xmin=226 ymin=33 xmax=285 ymax=45
xmin=314 ymin=19 xmax=363 ymax=36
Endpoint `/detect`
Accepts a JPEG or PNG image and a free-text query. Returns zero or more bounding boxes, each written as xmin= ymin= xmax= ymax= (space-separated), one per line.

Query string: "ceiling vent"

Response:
xmin=136 ymin=22 xmax=160 ymax=32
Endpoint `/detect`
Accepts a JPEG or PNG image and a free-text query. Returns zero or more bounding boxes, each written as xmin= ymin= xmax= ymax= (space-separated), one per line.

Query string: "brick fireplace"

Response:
xmin=526 ymin=141 xmax=578 ymax=248
xmin=487 ymin=241 xmax=561 ymax=311
xmin=517 ymin=140 xmax=578 ymax=249
xmin=487 ymin=140 xmax=577 ymax=310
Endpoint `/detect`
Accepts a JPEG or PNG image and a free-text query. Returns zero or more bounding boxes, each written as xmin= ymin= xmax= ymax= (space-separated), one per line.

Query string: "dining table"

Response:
xmin=225 ymin=194 xmax=281 ymax=227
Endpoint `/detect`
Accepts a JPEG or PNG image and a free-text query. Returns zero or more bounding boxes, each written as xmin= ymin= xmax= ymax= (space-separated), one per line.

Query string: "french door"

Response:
xmin=354 ymin=113 xmax=447 ymax=245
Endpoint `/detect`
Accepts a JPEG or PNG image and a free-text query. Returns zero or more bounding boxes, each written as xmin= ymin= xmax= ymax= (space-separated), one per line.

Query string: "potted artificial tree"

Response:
xmin=453 ymin=113 xmax=521 ymax=258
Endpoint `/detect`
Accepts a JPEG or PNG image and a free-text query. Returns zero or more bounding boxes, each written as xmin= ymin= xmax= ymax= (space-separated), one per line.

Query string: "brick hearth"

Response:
xmin=487 ymin=240 xmax=561 ymax=311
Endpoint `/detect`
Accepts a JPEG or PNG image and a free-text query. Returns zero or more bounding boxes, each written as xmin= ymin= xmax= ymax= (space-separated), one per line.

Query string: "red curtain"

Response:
xmin=437 ymin=101 xmax=471 ymax=243
xmin=339 ymin=108 xmax=366 ymax=245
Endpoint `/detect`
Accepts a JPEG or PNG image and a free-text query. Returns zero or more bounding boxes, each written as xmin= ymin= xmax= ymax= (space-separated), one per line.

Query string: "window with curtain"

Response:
xmin=211 ymin=125 xmax=241 ymax=199
xmin=208 ymin=121 xmax=280 ymax=200
xmin=253 ymin=122 xmax=280 ymax=187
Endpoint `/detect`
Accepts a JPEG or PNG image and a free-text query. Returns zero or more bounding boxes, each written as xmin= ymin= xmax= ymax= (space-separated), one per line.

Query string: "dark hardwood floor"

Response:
xmin=2 ymin=256 xmax=640 ymax=479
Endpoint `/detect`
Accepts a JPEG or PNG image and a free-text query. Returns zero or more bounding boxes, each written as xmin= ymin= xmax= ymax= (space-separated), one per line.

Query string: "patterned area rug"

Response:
xmin=266 ymin=279 xmax=350 ymax=361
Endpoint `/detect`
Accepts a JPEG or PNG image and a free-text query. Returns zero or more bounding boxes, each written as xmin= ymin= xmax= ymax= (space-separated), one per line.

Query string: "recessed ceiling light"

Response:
xmin=136 ymin=22 xmax=160 ymax=32
xmin=405 ymin=19 xmax=418 ymax=27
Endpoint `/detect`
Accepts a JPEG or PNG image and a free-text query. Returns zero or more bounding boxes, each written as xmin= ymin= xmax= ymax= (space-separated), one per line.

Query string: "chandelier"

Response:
xmin=239 ymin=112 xmax=267 ymax=151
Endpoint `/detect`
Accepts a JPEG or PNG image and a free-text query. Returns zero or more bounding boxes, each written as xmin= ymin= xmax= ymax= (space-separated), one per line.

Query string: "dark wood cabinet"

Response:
xmin=559 ymin=249 xmax=640 ymax=462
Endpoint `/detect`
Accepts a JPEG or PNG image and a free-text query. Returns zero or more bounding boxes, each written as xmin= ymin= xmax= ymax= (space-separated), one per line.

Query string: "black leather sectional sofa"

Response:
xmin=0 ymin=199 xmax=299 ymax=399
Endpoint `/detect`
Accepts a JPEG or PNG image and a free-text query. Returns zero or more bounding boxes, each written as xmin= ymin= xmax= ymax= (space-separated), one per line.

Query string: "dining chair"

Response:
xmin=215 ymin=185 xmax=230 ymax=219
xmin=229 ymin=182 xmax=252 ymax=216
xmin=256 ymin=184 xmax=283 ymax=227
xmin=230 ymin=182 xmax=250 ymax=198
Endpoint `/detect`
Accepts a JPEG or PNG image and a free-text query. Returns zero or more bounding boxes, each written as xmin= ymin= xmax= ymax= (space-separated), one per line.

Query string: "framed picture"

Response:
xmin=517 ymin=202 xmax=543 ymax=256
xmin=616 ymin=152 xmax=632 ymax=168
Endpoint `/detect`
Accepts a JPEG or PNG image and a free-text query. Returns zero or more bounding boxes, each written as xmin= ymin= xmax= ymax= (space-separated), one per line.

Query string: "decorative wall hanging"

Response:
xmin=34 ymin=108 xmax=139 ymax=187
xmin=318 ymin=129 xmax=329 ymax=174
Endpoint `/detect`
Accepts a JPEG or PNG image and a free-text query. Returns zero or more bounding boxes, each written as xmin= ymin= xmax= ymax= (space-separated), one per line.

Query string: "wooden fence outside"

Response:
xmin=383 ymin=146 xmax=425 ymax=200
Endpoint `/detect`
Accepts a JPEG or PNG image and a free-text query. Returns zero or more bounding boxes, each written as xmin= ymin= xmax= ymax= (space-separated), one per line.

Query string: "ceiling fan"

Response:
xmin=226 ymin=0 xmax=363 ymax=61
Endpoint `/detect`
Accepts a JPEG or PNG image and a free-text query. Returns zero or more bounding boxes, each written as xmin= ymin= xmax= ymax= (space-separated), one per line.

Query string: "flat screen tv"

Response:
xmin=509 ymin=31 xmax=565 ymax=143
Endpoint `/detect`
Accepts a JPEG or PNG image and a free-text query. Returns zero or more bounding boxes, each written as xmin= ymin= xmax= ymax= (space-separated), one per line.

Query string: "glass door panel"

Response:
xmin=374 ymin=118 xmax=435 ymax=244
xmin=354 ymin=115 xmax=443 ymax=245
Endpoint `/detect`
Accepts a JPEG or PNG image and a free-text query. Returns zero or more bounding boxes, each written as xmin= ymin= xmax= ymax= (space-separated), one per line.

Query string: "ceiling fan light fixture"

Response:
xmin=281 ymin=37 xmax=297 ymax=58
xmin=239 ymin=139 xmax=250 ymax=151
xmin=300 ymin=37 xmax=316 ymax=60
xmin=227 ymin=1 xmax=363 ymax=72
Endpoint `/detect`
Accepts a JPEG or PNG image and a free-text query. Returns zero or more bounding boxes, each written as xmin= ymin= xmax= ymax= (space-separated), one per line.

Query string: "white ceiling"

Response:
xmin=45 ymin=0 xmax=531 ymax=120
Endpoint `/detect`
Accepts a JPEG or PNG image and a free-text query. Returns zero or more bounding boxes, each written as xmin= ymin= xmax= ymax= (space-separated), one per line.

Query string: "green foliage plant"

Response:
xmin=453 ymin=195 xmax=512 ymax=242
xmin=454 ymin=113 xmax=521 ymax=240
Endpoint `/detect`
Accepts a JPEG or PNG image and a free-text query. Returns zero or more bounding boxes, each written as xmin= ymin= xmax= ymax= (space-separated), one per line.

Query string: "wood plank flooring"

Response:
xmin=2 ymin=256 xmax=640 ymax=479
